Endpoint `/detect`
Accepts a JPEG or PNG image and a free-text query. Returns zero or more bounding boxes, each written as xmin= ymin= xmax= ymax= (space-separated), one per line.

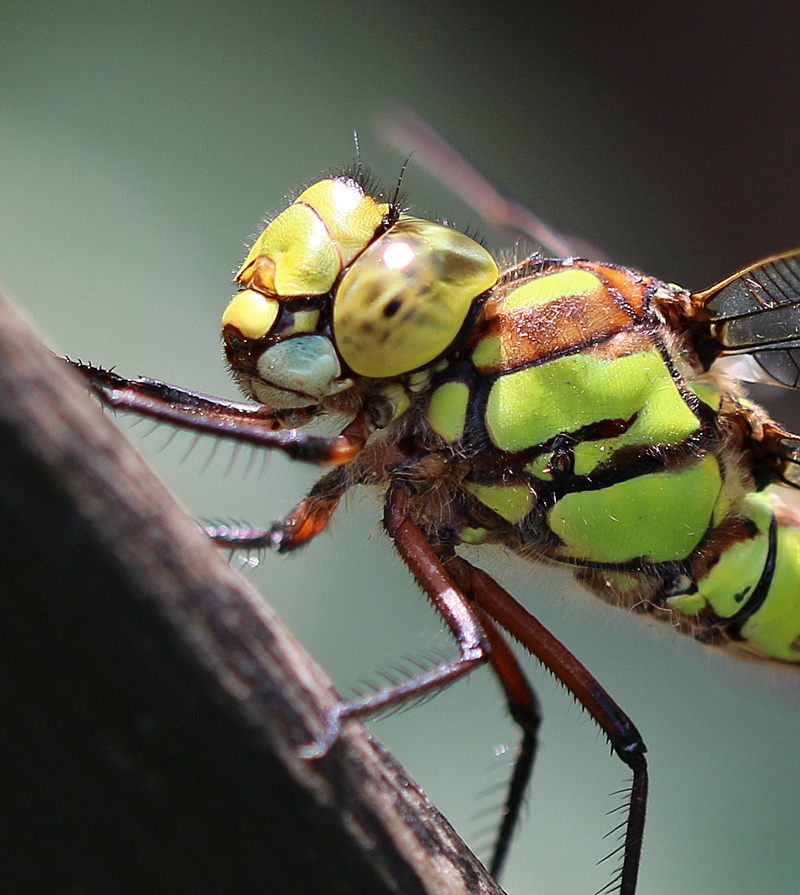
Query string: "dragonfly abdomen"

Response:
xmin=666 ymin=490 xmax=800 ymax=662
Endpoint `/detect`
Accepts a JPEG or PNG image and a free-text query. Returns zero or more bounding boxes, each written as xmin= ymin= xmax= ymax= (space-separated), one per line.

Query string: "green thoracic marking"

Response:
xmin=710 ymin=475 xmax=735 ymax=527
xmin=572 ymin=372 xmax=701 ymax=476
xmin=459 ymin=526 xmax=491 ymax=544
xmin=484 ymin=347 xmax=698 ymax=454
xmin=378 ymin=382 xmax=412 ymax=422
xmin=664 ymin=589 xmax=707 ymax=616
xmin=427 ymin=381 xmax=470 ymax=442
xmin=503 ymin=268 xmax=603 ymax=310
xmin=524 ymin=454 xmax=554 ymax=480
xmin=471 ymin=269 xmax=603 ymax=371
xmin=548 ymin=454 xmax=721 ymax=563
xmin=687 ymin=380 xmax=723 ymax=411
xmin=465 ymin=481 xmax=535 ymax=524
xmin=470 ymin=332 xmax=501 ymax=372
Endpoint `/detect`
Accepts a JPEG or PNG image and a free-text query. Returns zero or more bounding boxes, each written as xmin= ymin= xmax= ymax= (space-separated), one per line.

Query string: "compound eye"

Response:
xmin=333 ymin=218 xmax=498 ymax=378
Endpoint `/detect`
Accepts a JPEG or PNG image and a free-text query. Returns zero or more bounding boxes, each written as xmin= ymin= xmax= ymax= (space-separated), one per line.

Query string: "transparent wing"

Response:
xmin=693 ymin=248 xmax=800 ymax=388
xmin=377 ymin=105 xmax=605 ymax=259
xmin=691 ymin=249 xmax=800 ymax=487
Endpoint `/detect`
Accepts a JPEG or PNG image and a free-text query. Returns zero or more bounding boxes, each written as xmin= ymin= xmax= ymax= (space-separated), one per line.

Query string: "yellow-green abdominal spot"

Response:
xmin=485 ymin=349 xmax=694 ymax=454
xmin=427 ymin=381 xmax=470 ymax=442
xmin=739 ymin=505 xmax=800 ymax=661
xmin=548 ymin=455 xmax=722 ymax=564
xmin=672 ymin=492 xmax=773 ymax=617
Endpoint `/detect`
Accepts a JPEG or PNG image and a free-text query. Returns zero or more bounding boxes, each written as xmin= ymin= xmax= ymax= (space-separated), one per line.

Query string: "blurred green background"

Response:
xmin=2 ymin=3 xmax=800 ymax=894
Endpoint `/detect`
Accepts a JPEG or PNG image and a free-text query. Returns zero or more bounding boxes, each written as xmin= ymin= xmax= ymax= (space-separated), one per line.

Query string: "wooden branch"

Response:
xmin=0 ymin=289 xmax=504 ymax=895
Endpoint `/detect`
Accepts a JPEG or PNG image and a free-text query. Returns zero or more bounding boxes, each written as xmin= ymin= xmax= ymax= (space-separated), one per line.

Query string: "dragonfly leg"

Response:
xmin=335 ymin=480 xmax=490 ymax=714
xmin=301 ymin=479 xmax=491 ymax=752
xmin=302 ymin=482 xmax=541 ymax=882
xmin=445 ymin=556 xmax=540 ymax=880
xmin=448 ymin=556 xmax=648 ymax=895
xmin=207 ymin=467 xmax=349 ymax=553
xmin=66 ymin=360 xmax=372 ymax=465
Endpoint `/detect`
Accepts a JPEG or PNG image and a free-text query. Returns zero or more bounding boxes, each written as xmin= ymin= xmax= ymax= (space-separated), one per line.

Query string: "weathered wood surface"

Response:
xmin=0 ymin=290 xmax=504 ymax=895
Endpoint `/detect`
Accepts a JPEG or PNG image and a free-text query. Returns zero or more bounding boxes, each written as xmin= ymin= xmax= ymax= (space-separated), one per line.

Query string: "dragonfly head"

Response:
xmin=222 ymin=175 xmax=498 ymax=410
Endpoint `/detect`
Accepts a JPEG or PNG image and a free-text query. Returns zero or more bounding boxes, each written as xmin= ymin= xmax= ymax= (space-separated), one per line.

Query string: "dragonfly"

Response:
xmin=66 ymin=127 xmax=800 ymax=895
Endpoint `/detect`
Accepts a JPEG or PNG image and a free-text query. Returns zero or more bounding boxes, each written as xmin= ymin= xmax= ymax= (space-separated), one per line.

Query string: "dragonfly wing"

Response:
xmin=694 ymin=248 xmax=800 ymax=388
xmin=378 ymin=106 xmax=605 ymax=259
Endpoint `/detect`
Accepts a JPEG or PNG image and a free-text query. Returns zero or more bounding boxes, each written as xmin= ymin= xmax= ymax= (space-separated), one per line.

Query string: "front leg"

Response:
xmin=65 ymin=360 xmax=372 ymax=466
xmin=207 ymin=467 xmax=349 ymax=553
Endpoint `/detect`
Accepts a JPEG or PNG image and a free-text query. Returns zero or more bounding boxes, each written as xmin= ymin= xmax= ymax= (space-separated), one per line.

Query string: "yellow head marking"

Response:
xmin=222 ymin=289 xmax=279 ymax=340
xmin=235 ymin=178 xmax=388 ymax=298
